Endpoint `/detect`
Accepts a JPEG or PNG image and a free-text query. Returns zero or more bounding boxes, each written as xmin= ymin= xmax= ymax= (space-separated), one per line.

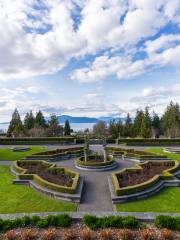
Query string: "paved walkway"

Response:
xmin=55 ymin=145 xmax=135 ymax=212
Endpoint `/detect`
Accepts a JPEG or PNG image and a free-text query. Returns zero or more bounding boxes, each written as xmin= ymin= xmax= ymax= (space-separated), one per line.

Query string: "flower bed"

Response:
xmin=112 ymin=160 xmax=180 ymax=196
xmin=12 ymin=160 xmax=80 ymax=194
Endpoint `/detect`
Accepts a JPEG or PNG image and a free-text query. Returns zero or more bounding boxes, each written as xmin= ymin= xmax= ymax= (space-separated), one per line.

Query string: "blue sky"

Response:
xmin=0 ymin=0 xmax=180 ymax=121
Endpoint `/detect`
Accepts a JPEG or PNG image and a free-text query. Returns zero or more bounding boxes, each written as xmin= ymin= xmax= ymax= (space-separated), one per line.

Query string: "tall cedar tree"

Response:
xmin=24 ymin=111 xmax=35 ymax=130
xmin=35 ymin=111 xmax=47 ymax=128
xmin=152 ymin=112 xmax=161 ymax=138
xmin=7 ymin=109 xmax=23 ymax=137
xmin=64 ymin=120 xmax=71 ymax=135
xmin=140 ymin=107 xmax=152 ymax=138
xmin=161 ymin=102 xmax=180 ymax=138
xmin=123 ymin=113 xmax=133 ymax=137
xmin=133 ymin=110 xmax=144 ymax=137
xmin=48 ymin=114 xmax=59 ymax=126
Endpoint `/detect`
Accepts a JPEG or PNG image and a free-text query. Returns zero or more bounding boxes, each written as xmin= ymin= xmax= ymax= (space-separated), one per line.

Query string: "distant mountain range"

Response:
xmin=57 ymin=115 xmax=125 ymax=124
xmin=0 ymin=115 xmax=125 ymax=126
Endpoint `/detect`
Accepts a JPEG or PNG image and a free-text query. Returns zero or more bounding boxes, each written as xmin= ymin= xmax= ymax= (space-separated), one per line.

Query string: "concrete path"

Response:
xmin=55 ymin=145 xmax=135 ymax=212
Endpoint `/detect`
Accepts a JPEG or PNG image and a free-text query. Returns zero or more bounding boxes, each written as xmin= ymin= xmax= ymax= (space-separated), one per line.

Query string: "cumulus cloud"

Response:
xmin=0 ymin=0 xmax=180 ymax=81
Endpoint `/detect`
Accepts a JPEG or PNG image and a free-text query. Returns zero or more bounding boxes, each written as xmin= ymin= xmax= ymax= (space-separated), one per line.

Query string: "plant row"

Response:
xmin=0 ymin=215 xmax=179 ymax=232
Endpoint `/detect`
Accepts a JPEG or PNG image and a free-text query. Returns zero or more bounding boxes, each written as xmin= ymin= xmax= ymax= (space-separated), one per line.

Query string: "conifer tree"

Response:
xmin=140 ymin=107 xmax=152 ymax=138
xmin=123 ymin=113 xmax=133 ymax=137
xmin=35 ymin=111 xmax=47 ymax=128
xmin=133 ymin=110 xmax=144 ymax=137
xmin=24 ymin=111 xmax=35 ymax=130
xmin=7 ymin=108 xmax=23 ymax=137
xmin=64 ymin=120 xmax=71 ymax=136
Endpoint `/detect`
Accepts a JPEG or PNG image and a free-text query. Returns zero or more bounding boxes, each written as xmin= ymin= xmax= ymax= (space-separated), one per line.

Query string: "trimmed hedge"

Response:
xmin=83 ymin=215 xmax=140 ymax=230
xmin=26 ymin=147 xmax=84 ymax=160
xmin=107 ymin=147 xmax=167 ymax=159
xmin=76 ymin=155 xmax=114 ymax=167
xmin=112 ymin=160 xmax=180 ymax=196
xmin=0 ymin=214 xmax=72 ymax=232
xmin=12 ymin=160 xmax=80 ymax=194
xmin=155 ymin=215 xmax=180 ymax=230
xmin=117 ymin=138 xmax=180 ymax=146
xmin=0 ymin=137 xmax=75 ymax=145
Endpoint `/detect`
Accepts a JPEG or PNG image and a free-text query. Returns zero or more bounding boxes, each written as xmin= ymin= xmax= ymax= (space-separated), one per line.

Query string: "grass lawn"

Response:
xmin=146 ymin=147 xmax=180 ymax=162
xmin=0 ymin=146 xmax=46 ymax=161
xmin=116 ymin=187 xmax=180 ymax=213
xmin=0 ymin=166 xmax=77 ymax=213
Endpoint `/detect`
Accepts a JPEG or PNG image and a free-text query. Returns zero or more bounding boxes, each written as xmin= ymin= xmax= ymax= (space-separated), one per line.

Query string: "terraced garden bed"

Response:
xmin=117 ymin=161 xmax=175 ymax=188
xmin=18 ymin=161 xmax=73 ymax=187
xmin=12 ymin=160 xmax=80 ymax=194
xmin=111 ymin=160 xmax=180 ymax=196
xmin=25 ymin=147 xmax=84 ymax=161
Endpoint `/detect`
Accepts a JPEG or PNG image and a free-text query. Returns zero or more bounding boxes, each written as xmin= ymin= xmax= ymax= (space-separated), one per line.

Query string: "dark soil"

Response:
xmin=18 ymin=162 xmax=73 ymax=187
xmin=117 ymin=162 xmax=174 ymax=187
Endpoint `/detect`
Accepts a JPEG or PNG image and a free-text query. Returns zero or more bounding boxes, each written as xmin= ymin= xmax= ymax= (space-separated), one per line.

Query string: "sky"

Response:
xmin=0 ymin=0 xmax=180 ymax=122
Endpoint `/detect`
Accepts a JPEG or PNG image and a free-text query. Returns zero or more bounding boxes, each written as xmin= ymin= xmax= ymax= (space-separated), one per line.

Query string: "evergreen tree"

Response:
xmin=140 ymin=107 xmax=152 ymax=138
xmin=133 ymin=110 xmax=144 ymax=137
xmin=7 ymin=108 xmax=23 ymax=137
xmin=24 ymin=111 xmax=34 ymax=130
xmin=123 ymin=113 xmax=133 ymax=137
xmin=35 ymin=111 xmax=47 ymax=128
xmin=152 ymin=112 xmax=160 ymax=138
xmin=48 ymin=114 xmax=59 ymax=126
xmin=64 ymin=120 xmax=71 ymax=136
xmin=161 ymin=101 xmax=180 ymax=138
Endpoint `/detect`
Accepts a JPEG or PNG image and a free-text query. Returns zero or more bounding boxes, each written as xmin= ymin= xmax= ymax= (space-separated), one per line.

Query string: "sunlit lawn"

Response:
xmin=0 ymin=166 xmax=77 ymax=213
xmin=146 ymin=147 xmax=180 ymax=162
xmin=116 ymin=187 xmax=180 ymax=213
xmin=0 ymin=146 xmax=46 ymax=161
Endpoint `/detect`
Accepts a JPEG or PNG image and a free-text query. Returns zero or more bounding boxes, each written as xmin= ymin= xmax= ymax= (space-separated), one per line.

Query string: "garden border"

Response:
xmin=11 ymin=160 xmax=84 ymax=202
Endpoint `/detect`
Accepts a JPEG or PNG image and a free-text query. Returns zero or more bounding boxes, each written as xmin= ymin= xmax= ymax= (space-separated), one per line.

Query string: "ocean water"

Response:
xmin=0 ymin=122 xmax=95 ymax=132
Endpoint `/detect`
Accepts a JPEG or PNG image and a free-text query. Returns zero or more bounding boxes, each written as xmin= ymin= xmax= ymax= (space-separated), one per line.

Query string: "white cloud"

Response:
xmin=0 ymin=0 xmax=179 ymax=81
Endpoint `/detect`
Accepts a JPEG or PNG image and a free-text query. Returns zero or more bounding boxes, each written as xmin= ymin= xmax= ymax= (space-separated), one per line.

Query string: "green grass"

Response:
xmin=0 ymin=166 xmax=77 ymax=213
xmin=146 ymin=147 xmax=180 ymax=162
xmin=116 ymin=187 xmax=180 ymax=213
xmin=0 ymin=146 xmax=46 ymax=161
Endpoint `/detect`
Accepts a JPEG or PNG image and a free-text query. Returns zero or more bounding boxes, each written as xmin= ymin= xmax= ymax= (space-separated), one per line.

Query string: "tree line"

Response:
xmin=7 ymin=109 xmax=71 ymax=137
xmin=93 ymin=102 xmax=180 ymax=139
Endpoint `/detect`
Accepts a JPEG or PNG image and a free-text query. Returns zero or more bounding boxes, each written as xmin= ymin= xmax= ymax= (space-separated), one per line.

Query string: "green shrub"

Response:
xmin=46 ymin=214 xmax=71 ymax=227
xmin=35 ymin=219 xmax=48 ymax=228
xmin=82 ymin=215 xmax=100 ymax=230
xmin=155 ymin=215 xmax=180 ymax=230
xmin=83 ymin=215 xmax=140 ymax=230
xmin=0 ymin=214 xmax=72 ymax=232
xmin=31 ymin=215 xmax=41 ymax=225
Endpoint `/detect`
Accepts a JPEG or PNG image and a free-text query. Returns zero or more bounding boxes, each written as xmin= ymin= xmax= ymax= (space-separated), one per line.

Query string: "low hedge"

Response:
xmin=108 ymin=147 xmax=167 ymax=159
xmin=83 ymin=215 xmax=140 ymax=230
xmin=0 ymin=214 xmax=72 ymax=232
xmin=76 ymin=155 xmax=114 ymax=167
xmin=0 ymin=137 xmax=75 ymax=145
xmin=155 ymin=215 xmax=180 ymax=230
xmin=117 ymin=138 xmax=180 ymax=146
xmin=112 ymin=160 xmax=180 ymax=196
xmin=13 ymin=161 xmax=80 ymax=194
